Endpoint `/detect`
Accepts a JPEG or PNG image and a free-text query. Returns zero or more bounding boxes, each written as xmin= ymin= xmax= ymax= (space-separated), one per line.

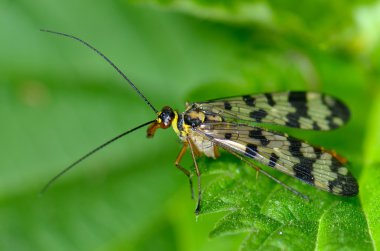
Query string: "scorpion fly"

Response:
xmin=41 ymin=30 xmax=359 ymax=214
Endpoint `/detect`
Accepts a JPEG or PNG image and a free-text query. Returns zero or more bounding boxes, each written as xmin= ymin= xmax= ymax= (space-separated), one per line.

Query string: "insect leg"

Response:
xmin=175 ymin=143 xmax=194 ymax=199
xmin=186 ymin=137 xmax=202 ymax=215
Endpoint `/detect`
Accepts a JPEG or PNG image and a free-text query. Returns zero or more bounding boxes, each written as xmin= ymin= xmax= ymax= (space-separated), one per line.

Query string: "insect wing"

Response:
xmin=196 ymin=122 xmax=358 ymax=196
xmin=193 ymin=92 xmax=350 ymax=130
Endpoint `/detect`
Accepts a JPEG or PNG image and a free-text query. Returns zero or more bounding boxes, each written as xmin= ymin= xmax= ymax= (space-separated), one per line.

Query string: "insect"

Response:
xmin=41 ymin=29 xmax=359 ymax=214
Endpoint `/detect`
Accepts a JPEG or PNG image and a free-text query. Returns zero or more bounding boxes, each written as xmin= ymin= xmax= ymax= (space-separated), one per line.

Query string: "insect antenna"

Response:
xmin=40 ymin=29 xmax=158 ymax=113
xmin=40 ymin=119 xmax=156 ymax=194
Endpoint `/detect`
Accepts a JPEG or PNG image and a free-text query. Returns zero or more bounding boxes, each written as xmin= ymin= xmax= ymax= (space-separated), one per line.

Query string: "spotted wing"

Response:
xmin=193 ymin=92 xmax=350 ymax=130
xmin=195 ymin=122 xmax=358 ymax=196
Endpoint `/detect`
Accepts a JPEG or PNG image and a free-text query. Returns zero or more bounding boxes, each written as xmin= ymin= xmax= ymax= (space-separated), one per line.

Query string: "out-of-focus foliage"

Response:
xmin=0 ymin=0 xmax=379 ymax=250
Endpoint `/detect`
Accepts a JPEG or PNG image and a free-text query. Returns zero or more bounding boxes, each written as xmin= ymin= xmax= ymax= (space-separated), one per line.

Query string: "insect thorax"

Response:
xmin=174 ymin=106 xmax=222 ymax=135
xmin=175 ymin=107 xmax=220 ymax=132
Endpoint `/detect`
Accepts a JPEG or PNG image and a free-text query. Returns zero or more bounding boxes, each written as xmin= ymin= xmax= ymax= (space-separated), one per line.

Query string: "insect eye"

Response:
xmin=159 ymin=106 xmax=175 ymax=128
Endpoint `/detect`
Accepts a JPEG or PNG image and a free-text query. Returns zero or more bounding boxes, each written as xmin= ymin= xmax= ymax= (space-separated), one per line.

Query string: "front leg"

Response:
xmin=175 ymin=143 xmax=194 ymax=199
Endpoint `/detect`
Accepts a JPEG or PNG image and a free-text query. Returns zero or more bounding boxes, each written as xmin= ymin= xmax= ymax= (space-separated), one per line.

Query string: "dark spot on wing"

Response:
xmin=285 ymin=115 xmax=301 ymax=128
xmin=249 ymin=109 xmax=268 ymax=122
xmin=245 ymin=143 xmax=258 ymax=158
xmin=268 ymin=153 xmax=279 ymax=168
xmin=288 ymin=91 xmax=307 ymax=103
xmin=288 ymin=137 xmax=302 ymax=156
xmin=248 ymin=128 xmax=270 ymax=146
xmin=321 ymin=94 xmax=350 ymax=129
xmin=265 ymin=93 xmax=276 ymax=106
xmin=293 ymin=158 xmax=315 ymax=184
xmin=312 ymin=121 xmax=321 ymax=130
xmin=313 ymin=147 xmax=323 ymax=159
xmin=328 ymin=174 xmax=358 ymax=196
xmin=243 ymin=95 xmax=255 ymax=106
xmin=331 ymin=99 xmax=350 ymax=123
xmin=224 ymin=101 xmax=232 ymax=110
xmin=286 ymin=91 xmax=311 ymax=128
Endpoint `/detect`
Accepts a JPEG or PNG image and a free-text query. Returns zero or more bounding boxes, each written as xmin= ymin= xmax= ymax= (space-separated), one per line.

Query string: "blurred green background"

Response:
xmin=1 ymin=0 xmax=380 ymax=250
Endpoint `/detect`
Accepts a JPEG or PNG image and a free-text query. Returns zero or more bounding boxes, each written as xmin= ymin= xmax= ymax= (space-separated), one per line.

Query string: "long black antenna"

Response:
xmin=41 ymin=29 xmax=158 ymax=114
xmin=40 ymin=119 xmax=156 ymax=194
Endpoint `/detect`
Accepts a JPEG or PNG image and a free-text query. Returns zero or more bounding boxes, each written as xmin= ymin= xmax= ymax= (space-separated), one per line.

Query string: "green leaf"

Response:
xmin=198 ymin=154 xmax=374 ymax=250
xmin=360 ymin=91 xmax=380 ymax=248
